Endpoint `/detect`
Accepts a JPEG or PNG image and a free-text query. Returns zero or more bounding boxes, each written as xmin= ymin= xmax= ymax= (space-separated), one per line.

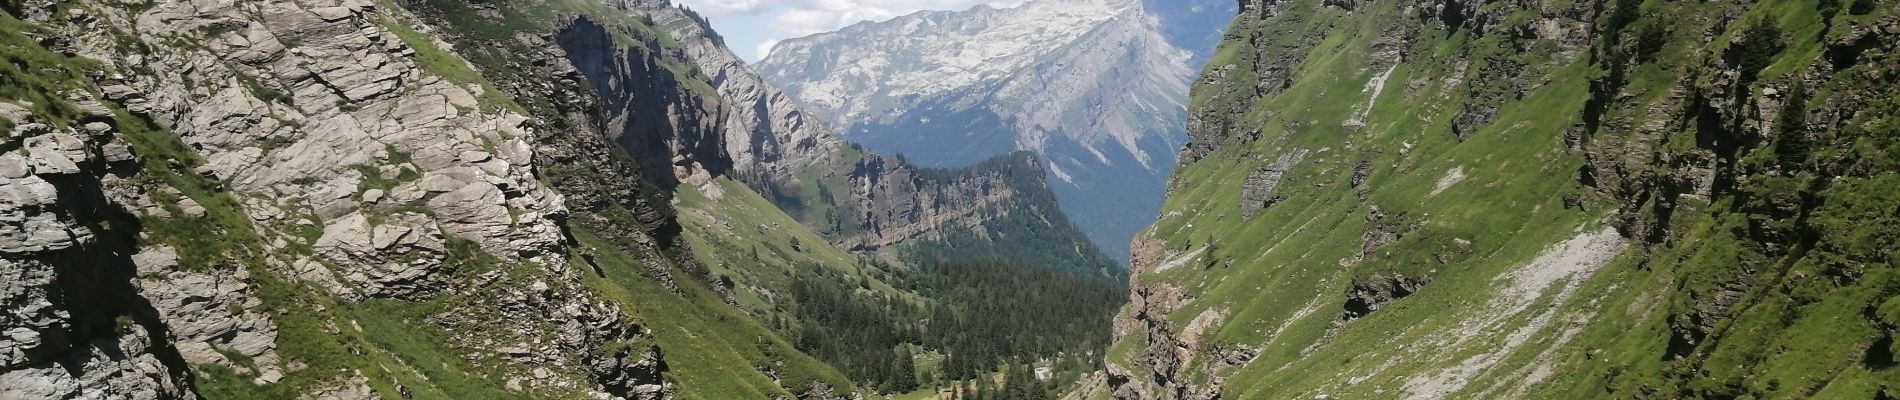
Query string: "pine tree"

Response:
xmin=1730 ymin=19 xmax=1785 ymax=85
xmin=1005 ymin=363 xmax=1034 ymax=400
xmin=894 ymin=346 xmax=919 ymax=392
xmin=1776 ymin=82 xmax=1810 ymax=167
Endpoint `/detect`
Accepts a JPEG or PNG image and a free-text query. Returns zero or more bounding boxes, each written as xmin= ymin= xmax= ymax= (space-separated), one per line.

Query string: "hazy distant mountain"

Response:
xmin=756 ymin=0 xmax=1236 ymax=261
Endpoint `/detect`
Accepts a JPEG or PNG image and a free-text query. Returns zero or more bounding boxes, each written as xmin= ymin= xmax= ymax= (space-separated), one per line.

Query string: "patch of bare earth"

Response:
xmin=1400 ymin=226 xmax=1626 ymax=399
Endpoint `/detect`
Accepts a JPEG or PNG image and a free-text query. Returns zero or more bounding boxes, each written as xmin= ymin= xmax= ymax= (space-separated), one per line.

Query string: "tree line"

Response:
xmin=779 ymin=258 xmax=1124 ymax=394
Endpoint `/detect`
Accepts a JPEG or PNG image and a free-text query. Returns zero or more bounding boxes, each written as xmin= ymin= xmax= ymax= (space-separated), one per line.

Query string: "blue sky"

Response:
xmin=673 ymin=0 xmax=1026 ymax=62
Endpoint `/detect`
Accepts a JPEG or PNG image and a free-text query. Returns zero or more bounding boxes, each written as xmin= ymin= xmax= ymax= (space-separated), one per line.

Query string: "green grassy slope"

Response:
xmin=675 ymin=177 xmax=913 ymax=317
xmin=1110 ymin=0 xmax=1900 ymax=398
xmin=569 ymin=226 xmax=858 ymax=399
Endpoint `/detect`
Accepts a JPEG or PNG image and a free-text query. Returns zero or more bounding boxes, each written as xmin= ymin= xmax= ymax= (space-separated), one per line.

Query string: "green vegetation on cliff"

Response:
xmin=569 ymin=226 xmax=858 ymax=399
xmin=901 ymin=153 xmax=1123 ymax=280
xmin=1109 ymin=0 xmax=1899 ymax=398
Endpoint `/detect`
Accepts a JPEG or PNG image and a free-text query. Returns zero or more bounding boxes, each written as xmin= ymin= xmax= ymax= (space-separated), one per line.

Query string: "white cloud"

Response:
xmin=685 ymin=0 xmax=1036 ymax=61
xmin=674 ymin=0 xmax=767 ymax=17
xmin=755 ymin=0 xmax=1027 ymax=56
xmin=755 ymin=39 xmax=781 ymax=60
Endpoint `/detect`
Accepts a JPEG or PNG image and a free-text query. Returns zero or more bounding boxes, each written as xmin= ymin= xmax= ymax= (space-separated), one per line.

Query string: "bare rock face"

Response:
xmin=1356 ymin=205 xmax=1417 ymax=262
xmin=1109 ymin=234 xmax=1217 ymax=400
xmin=104 ymin=0 xmax=572 ymax=303
xmin=131 ymin=247 xmax=285 ymax=384
xmin=0 ymin=174 xmax=75 ymax=255
xmin=0 ymin=256 xmax=60 ymax=365
xmin=0 ymin=323 xmax=191 ymax=400
xmin=555 ymin=17 xmax=731 ymax=191
xmin=588 ymin=345 xmax=670 ymax=399
xmin=1341 ymin=274 xmax=1432 ymax=321
xmin=1239 ymin=150 xmax=1308 ymax=217
xmin=1108 ymin=281 xmax=1223 ymax=400
xmin=313 ymin=212 xmax=449 ymax=299
xmin=0 ymin=95 xmax=197 ymax=399
xmin=0 ymin=0 xmax=673 ymax=397
xmin=830 ymin=154 xmax=1036 ymax=251
xmin=632 ymin=1 xmax=843 ymax=178
xmin=298 ymin=371 xmax=380 ymax=400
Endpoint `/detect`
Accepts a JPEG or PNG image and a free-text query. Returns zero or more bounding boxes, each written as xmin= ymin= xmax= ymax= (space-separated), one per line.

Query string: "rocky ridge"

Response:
xmin=759 ymin=0 xmax=1137 ymax=131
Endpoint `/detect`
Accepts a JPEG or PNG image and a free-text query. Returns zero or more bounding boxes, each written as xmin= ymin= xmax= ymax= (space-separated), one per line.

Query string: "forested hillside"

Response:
xmin=670 ymin=177 xmax=1119 ymax=395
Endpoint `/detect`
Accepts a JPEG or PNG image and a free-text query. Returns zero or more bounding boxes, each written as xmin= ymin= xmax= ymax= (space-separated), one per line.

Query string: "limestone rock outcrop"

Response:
xmin=1238 ymin=150 xmax=1307 ymax=217
xmin=1 ymin=94 xmax=198 ymax=399
xmin=0 ymin=0 xmax=673 ymax=397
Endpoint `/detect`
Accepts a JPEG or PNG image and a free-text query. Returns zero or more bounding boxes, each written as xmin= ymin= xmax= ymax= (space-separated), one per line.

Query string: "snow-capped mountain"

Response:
xmin=756 ymin=0 xmax=1236 ymax=262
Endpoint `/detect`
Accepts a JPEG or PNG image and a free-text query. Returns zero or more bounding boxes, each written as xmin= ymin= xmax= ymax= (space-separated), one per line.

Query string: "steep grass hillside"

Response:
xmin=1107 ymin=0 xmax=1899 ymax=398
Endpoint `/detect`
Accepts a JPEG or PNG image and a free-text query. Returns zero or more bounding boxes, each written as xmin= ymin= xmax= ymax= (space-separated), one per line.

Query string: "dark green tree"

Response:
xmin=1776 ymin=83 xmax=1811 ymax=167
xmin=1728 ymin=20 xmax=1785 ymax=85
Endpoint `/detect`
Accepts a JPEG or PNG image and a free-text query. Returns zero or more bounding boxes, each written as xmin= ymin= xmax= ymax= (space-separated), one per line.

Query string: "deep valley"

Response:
xmin=1 ymin=0 xmax=1896 ymax=399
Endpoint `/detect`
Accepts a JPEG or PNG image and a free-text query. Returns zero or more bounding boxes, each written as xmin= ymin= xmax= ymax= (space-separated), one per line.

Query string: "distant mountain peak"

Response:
xmin=757 ymin=0 xmax=1237 ymax=263
xmin=760 ymin=0 xmax=1139 ymax=129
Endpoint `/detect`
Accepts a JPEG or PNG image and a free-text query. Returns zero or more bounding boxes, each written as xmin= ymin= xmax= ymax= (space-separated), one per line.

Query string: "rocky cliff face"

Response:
xmin=0 ymin=0 xmax=649 ymax=395
xmin=556 ymin=18 xmax=731 ymax=191
xmin=0 ymin=0 xmax=864 ymax=397
xmin=1110 ymin=0 xmax=1900 ymax=398
xmin=2 ymin=88 xmax=199 ymax=399
xmin=755 ymin=0 xmax=1236 ymax=261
